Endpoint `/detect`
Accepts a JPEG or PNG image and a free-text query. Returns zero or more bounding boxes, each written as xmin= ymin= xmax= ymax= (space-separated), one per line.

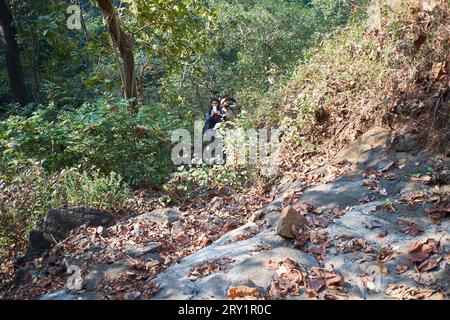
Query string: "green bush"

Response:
xmin=0 ymin=99 xmax=176 ymax=186
xmin=164 ymin=164 xmax=250 ymax=199
xmin=57 ymin=168 xmax=131 ymax=209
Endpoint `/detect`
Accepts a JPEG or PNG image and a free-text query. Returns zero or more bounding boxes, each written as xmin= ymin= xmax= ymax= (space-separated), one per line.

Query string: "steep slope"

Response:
xmin=35 ymin=128 xmax=450 ymax=300
xmin=1 ymin=0 xmax=448 ymax=300
xmin=262 ymin=0 xmax=449 ymax=170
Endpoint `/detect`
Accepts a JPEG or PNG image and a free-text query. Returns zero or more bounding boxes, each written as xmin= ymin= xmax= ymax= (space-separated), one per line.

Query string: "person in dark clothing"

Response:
xmin=203 ymin=98 xmax=225 ymax=132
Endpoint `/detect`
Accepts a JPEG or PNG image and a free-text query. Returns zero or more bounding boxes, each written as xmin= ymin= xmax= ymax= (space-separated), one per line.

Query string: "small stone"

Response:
xmin=123 ymin=242 xmax=162 ymax=258
xmin=141 ymin=253 xmax=162 ymax=267
xmin=276 ymin=206 xmax=308 ymax=239
xmin=170 ymin=221 xmax=185 ymax=236
xmin=96 ymin=226 xmax=105 ymax=236
xmin=84 ymin=262 xmax=131 ymax=291
xmin=135 ymin=208 xmax=181 ymax=226
xmin=124 ymin=291 xmax=141 ymax=300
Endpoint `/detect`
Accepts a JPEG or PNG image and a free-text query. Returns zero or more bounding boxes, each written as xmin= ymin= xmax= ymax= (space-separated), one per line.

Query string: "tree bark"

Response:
xmin=0 ymin=0 xmax=29 ymax=106
xmin=95 ymin=0 xmax=137 ymax=101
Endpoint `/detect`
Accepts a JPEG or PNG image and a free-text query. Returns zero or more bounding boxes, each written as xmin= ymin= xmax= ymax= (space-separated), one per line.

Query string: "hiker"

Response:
xmin=220 ymin=95 xmax=241 ymax=121
xmin=203 ymin=98 xmax=225 ymax=132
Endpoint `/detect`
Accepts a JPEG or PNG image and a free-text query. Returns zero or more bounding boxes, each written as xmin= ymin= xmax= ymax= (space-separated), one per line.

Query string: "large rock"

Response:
xmin=332 ymin=127 xmax=390 ymax=165
xmin=276 ymin=206 xmax=307 ymax=239
xmin=41 ymin=205 xmax=114 ymax=242
xmin=17 ymin=205 xmax=115 ymax=265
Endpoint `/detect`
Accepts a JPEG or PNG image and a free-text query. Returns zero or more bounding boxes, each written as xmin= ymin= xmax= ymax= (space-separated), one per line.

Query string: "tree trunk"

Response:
xmin=95 ymin=0 xmax=137 ymax=101
xmin=0 ymin=0 xmax=29 ymax=106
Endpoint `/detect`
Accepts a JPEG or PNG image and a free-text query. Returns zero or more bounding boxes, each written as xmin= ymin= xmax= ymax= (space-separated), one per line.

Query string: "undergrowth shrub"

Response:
xmin=0 ymin=165 xmax=130 ymax=258
xmin=0 ymin=99 xmax=176 ymax=186
xmin=252 ymin=1 xmax=449 ymax=159
xmin=164 ymin=164 xmax=250 ymax=199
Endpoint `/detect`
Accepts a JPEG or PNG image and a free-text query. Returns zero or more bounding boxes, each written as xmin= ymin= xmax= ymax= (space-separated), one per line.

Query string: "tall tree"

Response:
xmin=95 ymin=0 xmax=137 ymax=101
xmin=0 ymin=0 xmax=28 ymax=105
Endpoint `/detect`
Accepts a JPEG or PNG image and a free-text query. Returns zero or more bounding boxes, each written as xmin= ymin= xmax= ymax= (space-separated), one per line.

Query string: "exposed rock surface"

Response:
xmin=146 ymin=139 xmax=449 ymax=300
xmin=332 ymin=127 xmax=390 ymax=165
xmin=19 ymin=133 xmax=450 ymax=300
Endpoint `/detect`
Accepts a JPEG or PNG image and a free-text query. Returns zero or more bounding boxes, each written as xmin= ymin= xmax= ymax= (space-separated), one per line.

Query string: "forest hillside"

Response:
xmin=0 ymin=0 xmax=449 ymax=300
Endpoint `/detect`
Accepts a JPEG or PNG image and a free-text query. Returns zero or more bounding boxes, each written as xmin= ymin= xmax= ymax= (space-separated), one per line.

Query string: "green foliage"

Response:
xmin=58 ymin=168 xmax=131 ymax=208
xmin=0 ymin=99 xmax=176 ymax=186
xmin=164 ymin=164 xmax=250 ymax=199
xmin=124 ymin=0 xmax=215 ymax=70
xmin=160 ymin=0 xmax=366 ymax=113
xmin=7 ymin=0 xmax=96 ymax=107
xmin=0 ymin=165 xmax=130 ymax=256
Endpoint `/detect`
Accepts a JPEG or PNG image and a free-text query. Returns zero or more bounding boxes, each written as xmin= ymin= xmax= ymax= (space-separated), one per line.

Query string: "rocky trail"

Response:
xmin=2 ymin=128 xmax=449 ymax=300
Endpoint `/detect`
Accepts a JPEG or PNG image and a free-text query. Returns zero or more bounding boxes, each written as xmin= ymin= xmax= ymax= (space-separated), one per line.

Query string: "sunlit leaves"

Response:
xmin=122 ymin=0 xmax=215 ymax=71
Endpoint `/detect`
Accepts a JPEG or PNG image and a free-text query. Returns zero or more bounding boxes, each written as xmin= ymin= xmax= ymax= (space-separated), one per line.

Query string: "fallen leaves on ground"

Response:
xmin=265 ymin=259 xmax=306 ymax=298
xmin=397 ymin=218 xmax=423 ymax=236
xmin=410 ymin=174 xmax=432 ymax=184
xmin=395 ymin=264 xmax=408 ymax=274
xmin=417 ymin=258 xmax=439 ymax=272
xmin=425 ymin=208 xmax=449 ymax=222
xmin=411 ymin=272 xmax=437 ymax=286
xmin=398 ymin=190 xmax=430 ymax=206
xmin=408 ymin=239 xmax=440 ymax=264
xmin=377 ymin=230 xmax=388 ymax=238
xmin=282 ymin=189 xmax=301 ymax=206
xmin=386 ymin=284 xmax=444 ymax=300
xmin=225 ymin=227 xmax=260 ymax=244
xmin=307 ymin=267 xmax=345 ymax=297
xmin=377 ymin=245 xmax=395 ymax=263
xmin=249 ymin=244 xmax=272 ymax=252
xmin=188 ymin=257 xmax=235 ymax=279
xmin=227 ymin=286 xmax=263 ymax=300
xmin=336 ymin=236 xmax=374 ymax=254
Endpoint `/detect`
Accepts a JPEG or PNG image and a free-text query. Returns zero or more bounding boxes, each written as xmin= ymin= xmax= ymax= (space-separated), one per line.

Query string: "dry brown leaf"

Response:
xmin=410 ymin=175 xmax=432 ymax=184
xmin=307 ymin=278 xmax=325 ymax=295
xmin=417 ymin=259 xmax=439 ymax=272
xmin=395 ymin=264 xmax=408 ymax=274
xmin=324 ymin=274 xmax=345 ymax=290
xmin=408 ymin=239 xmax=439 ymax=263
xmin=377 ymin=245 xmax=395 ymax=263
xmin=397 ymin=218 xmax=423 ymax=236
xmin=377 ymin=230 xmax=388 ymax=238
xmin=386 ymin=284 xmax=440 ymax=300
xmin=227 ymin=286 xmax=263 ymax=300
xmin=425 ymin=207 xmax=449 ymax=222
